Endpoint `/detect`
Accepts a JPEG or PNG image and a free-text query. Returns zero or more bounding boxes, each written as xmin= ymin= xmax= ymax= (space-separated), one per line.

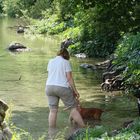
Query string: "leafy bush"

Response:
xmin=0 ymin=0 xmax=3 ymax=13
xmin=114 ymin=33 xmax=140 ymax=96
xmin=2 ymin=0 xmax=22 ymax=17
xmin=27 ymin=0 xmax=53 ymax=19
xmin=70 ymin=119 xmax=140 ymax=140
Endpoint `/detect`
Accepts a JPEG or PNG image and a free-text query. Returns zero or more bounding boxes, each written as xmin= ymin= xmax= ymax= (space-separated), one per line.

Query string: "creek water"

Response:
xmin=0 ymin=17 xmax=138 ymax=139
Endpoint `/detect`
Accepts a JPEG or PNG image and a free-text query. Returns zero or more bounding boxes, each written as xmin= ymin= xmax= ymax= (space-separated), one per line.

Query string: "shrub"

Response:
xmin=114 ymin=33 xmax=140 ymax=96
xmin=2 ymin=0 xmax=22 ymax=17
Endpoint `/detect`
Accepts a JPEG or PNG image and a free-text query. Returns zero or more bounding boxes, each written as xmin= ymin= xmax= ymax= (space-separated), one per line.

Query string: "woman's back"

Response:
xmin=46 ymin=56 xmax=72 ymax=87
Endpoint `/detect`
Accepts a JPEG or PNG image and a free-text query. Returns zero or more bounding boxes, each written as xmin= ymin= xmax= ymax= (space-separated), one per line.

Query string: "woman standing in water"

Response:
xmin=45 ymin=48 xmax=85 ymax=137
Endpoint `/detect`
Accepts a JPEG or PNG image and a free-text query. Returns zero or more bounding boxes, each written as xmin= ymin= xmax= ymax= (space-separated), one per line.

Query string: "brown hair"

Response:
xmin=57 ymin=48 xmax=70 ymax=60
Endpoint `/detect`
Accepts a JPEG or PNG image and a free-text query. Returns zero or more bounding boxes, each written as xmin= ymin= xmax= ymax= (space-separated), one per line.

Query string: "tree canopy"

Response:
xmin=0 ymin=0 xmax=140 ymax=57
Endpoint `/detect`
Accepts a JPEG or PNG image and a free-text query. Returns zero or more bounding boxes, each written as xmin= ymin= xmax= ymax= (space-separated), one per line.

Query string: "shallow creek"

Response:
xmin=0 ymin=17 xmax=138 ymax=139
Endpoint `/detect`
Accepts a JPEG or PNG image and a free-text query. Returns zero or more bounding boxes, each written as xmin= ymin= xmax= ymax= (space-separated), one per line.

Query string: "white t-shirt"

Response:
xmin=46 ymin=56 xmax=72 ymax=87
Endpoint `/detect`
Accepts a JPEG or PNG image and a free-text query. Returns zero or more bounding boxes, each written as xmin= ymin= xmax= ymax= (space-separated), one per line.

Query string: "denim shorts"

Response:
xmin=46 ymin=85 xmax=77 ymax=109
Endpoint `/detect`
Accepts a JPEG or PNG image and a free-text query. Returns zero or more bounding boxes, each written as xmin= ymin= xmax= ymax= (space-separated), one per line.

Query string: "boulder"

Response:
xmin=0 ymin=100 xmax=12 ymax=140
xmin=101 ymin=76 xmax=124 ymax=92
xmin=61 ymin=38 xmax=74 ymax=49
xmin=8 ymin=42 xmax=29 ymax=52
xmin=75 ymin=53 xmax=87 ymax=59
xmin=17 ymin=26 xmax=24 ymax=33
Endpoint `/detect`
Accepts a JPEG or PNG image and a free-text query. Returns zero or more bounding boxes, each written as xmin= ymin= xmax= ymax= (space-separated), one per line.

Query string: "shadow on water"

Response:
xmin=12 ymin=107 xmax=49 ymax=139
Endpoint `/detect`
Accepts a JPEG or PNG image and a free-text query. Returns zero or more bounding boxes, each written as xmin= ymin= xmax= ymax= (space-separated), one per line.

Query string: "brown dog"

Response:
xmin=77 ymin=106 xmax=104 ymax=120
xmin=69 ymin=106 xmax=104 ymax=126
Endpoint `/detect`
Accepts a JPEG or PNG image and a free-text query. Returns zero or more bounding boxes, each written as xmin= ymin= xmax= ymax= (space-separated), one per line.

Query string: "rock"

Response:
xmin=17 ymin=26 xmax=24 ymax=33
xmin=8 ymin=42 xmax=29 ymax=52
xmin=80 ymin=63 xmax=93 ymax=69
xmin=95 ymin=60 xmax=111 ymax=69
xmin=3 ymin=127 xmax=12 ymax=140
xmin=123 ymin=120 xmax=134 ymax=128
xmin=67 ymin=128 xmax=91 ymax=140
xmin=61 ymin=38 xmax=74 ymax=49
xmin=80 ymin=60 xmax=112 ymax=71
xmin=0 ymin=100 xmax=12 ymax=140
xmin=111 ymin=77 xmax=124 ymax=90
xmin=75 ymin=53 xmax=87 ymax=58
xmin=101 ymin=76 xmax=124 ymax=92
xmin=0 ymin=100 xmax=8 ymax=112
xmin=137 ymin=98 xmax=140 ymax=116
xmin=102 ymin=70 xmax=121 ymax=82
xmin=101 ymin=79 xmax=112 ymax=92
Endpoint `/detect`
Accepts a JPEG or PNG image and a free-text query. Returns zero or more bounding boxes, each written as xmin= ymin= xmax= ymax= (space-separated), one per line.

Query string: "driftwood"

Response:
xmin=0 ymin=100 xmax=12 ymax=140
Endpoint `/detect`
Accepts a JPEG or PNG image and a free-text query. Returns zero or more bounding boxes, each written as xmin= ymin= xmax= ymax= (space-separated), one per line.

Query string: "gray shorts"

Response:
xmin=46 ymin=85 xmax=77 ymax=109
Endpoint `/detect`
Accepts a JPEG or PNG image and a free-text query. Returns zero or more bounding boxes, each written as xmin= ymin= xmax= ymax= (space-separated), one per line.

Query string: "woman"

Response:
xmin=46 ymin=48 xmax=85 ymax=131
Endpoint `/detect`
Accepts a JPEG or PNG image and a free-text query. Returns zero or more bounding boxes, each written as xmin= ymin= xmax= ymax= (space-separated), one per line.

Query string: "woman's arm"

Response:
xmin=66 ymin=71 xmax=79 ymax=98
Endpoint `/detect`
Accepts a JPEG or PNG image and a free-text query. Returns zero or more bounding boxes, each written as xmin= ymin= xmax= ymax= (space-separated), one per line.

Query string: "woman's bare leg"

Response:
xmin=48 ymin=108 xmax=58 ymax=128
xmin=48 ymin=109 xmax=58 ymax=139
xmin=70 ymin=108 xmax=85 ymax=127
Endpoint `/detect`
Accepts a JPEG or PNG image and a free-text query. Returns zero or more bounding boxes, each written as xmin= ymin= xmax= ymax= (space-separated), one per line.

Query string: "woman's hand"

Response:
xmin=73 ymin=91 xmax=80 ymax=99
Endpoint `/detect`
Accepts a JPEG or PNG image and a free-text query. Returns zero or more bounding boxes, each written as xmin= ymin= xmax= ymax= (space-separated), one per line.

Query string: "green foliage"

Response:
xmin=2 ymin=0 xmax=22 ymax=17
xmin=26 ymin=0 xmax=53 ymax=19
xmin=1 ymin=0 xmax=140 ymax=57
xmin=26 ymin=14 xmax=61 ymax=34
xmin=2 ymin=0 xmax=53 ymax=18
xmin=52 ymin=0 xmax=80 ymax=21
xmin=0 ymin=0 xmax=3 ymax=13
xmin=72 ymin=119 xmax=140 ymax=140
xmin=75 ymin=0 xmax=140 ymax=57
xmin=114 ymin=33 xmax=140 ymax=96
xmin=11 ymin=126 xmax=34 ymax=140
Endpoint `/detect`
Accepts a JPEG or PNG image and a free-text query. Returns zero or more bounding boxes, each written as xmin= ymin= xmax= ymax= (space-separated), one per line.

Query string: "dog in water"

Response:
xmin=69 ymin=94 xmax=104 ymax=125
xmin=77 ymin=106 xmax=104 ymax=120
xmin=69 ymin=105 xmax=104 ymax=125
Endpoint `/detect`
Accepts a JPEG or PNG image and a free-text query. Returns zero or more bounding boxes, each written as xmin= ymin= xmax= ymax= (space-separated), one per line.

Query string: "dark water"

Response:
xmin=0 ymin=17 xmax=138 ymax=139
